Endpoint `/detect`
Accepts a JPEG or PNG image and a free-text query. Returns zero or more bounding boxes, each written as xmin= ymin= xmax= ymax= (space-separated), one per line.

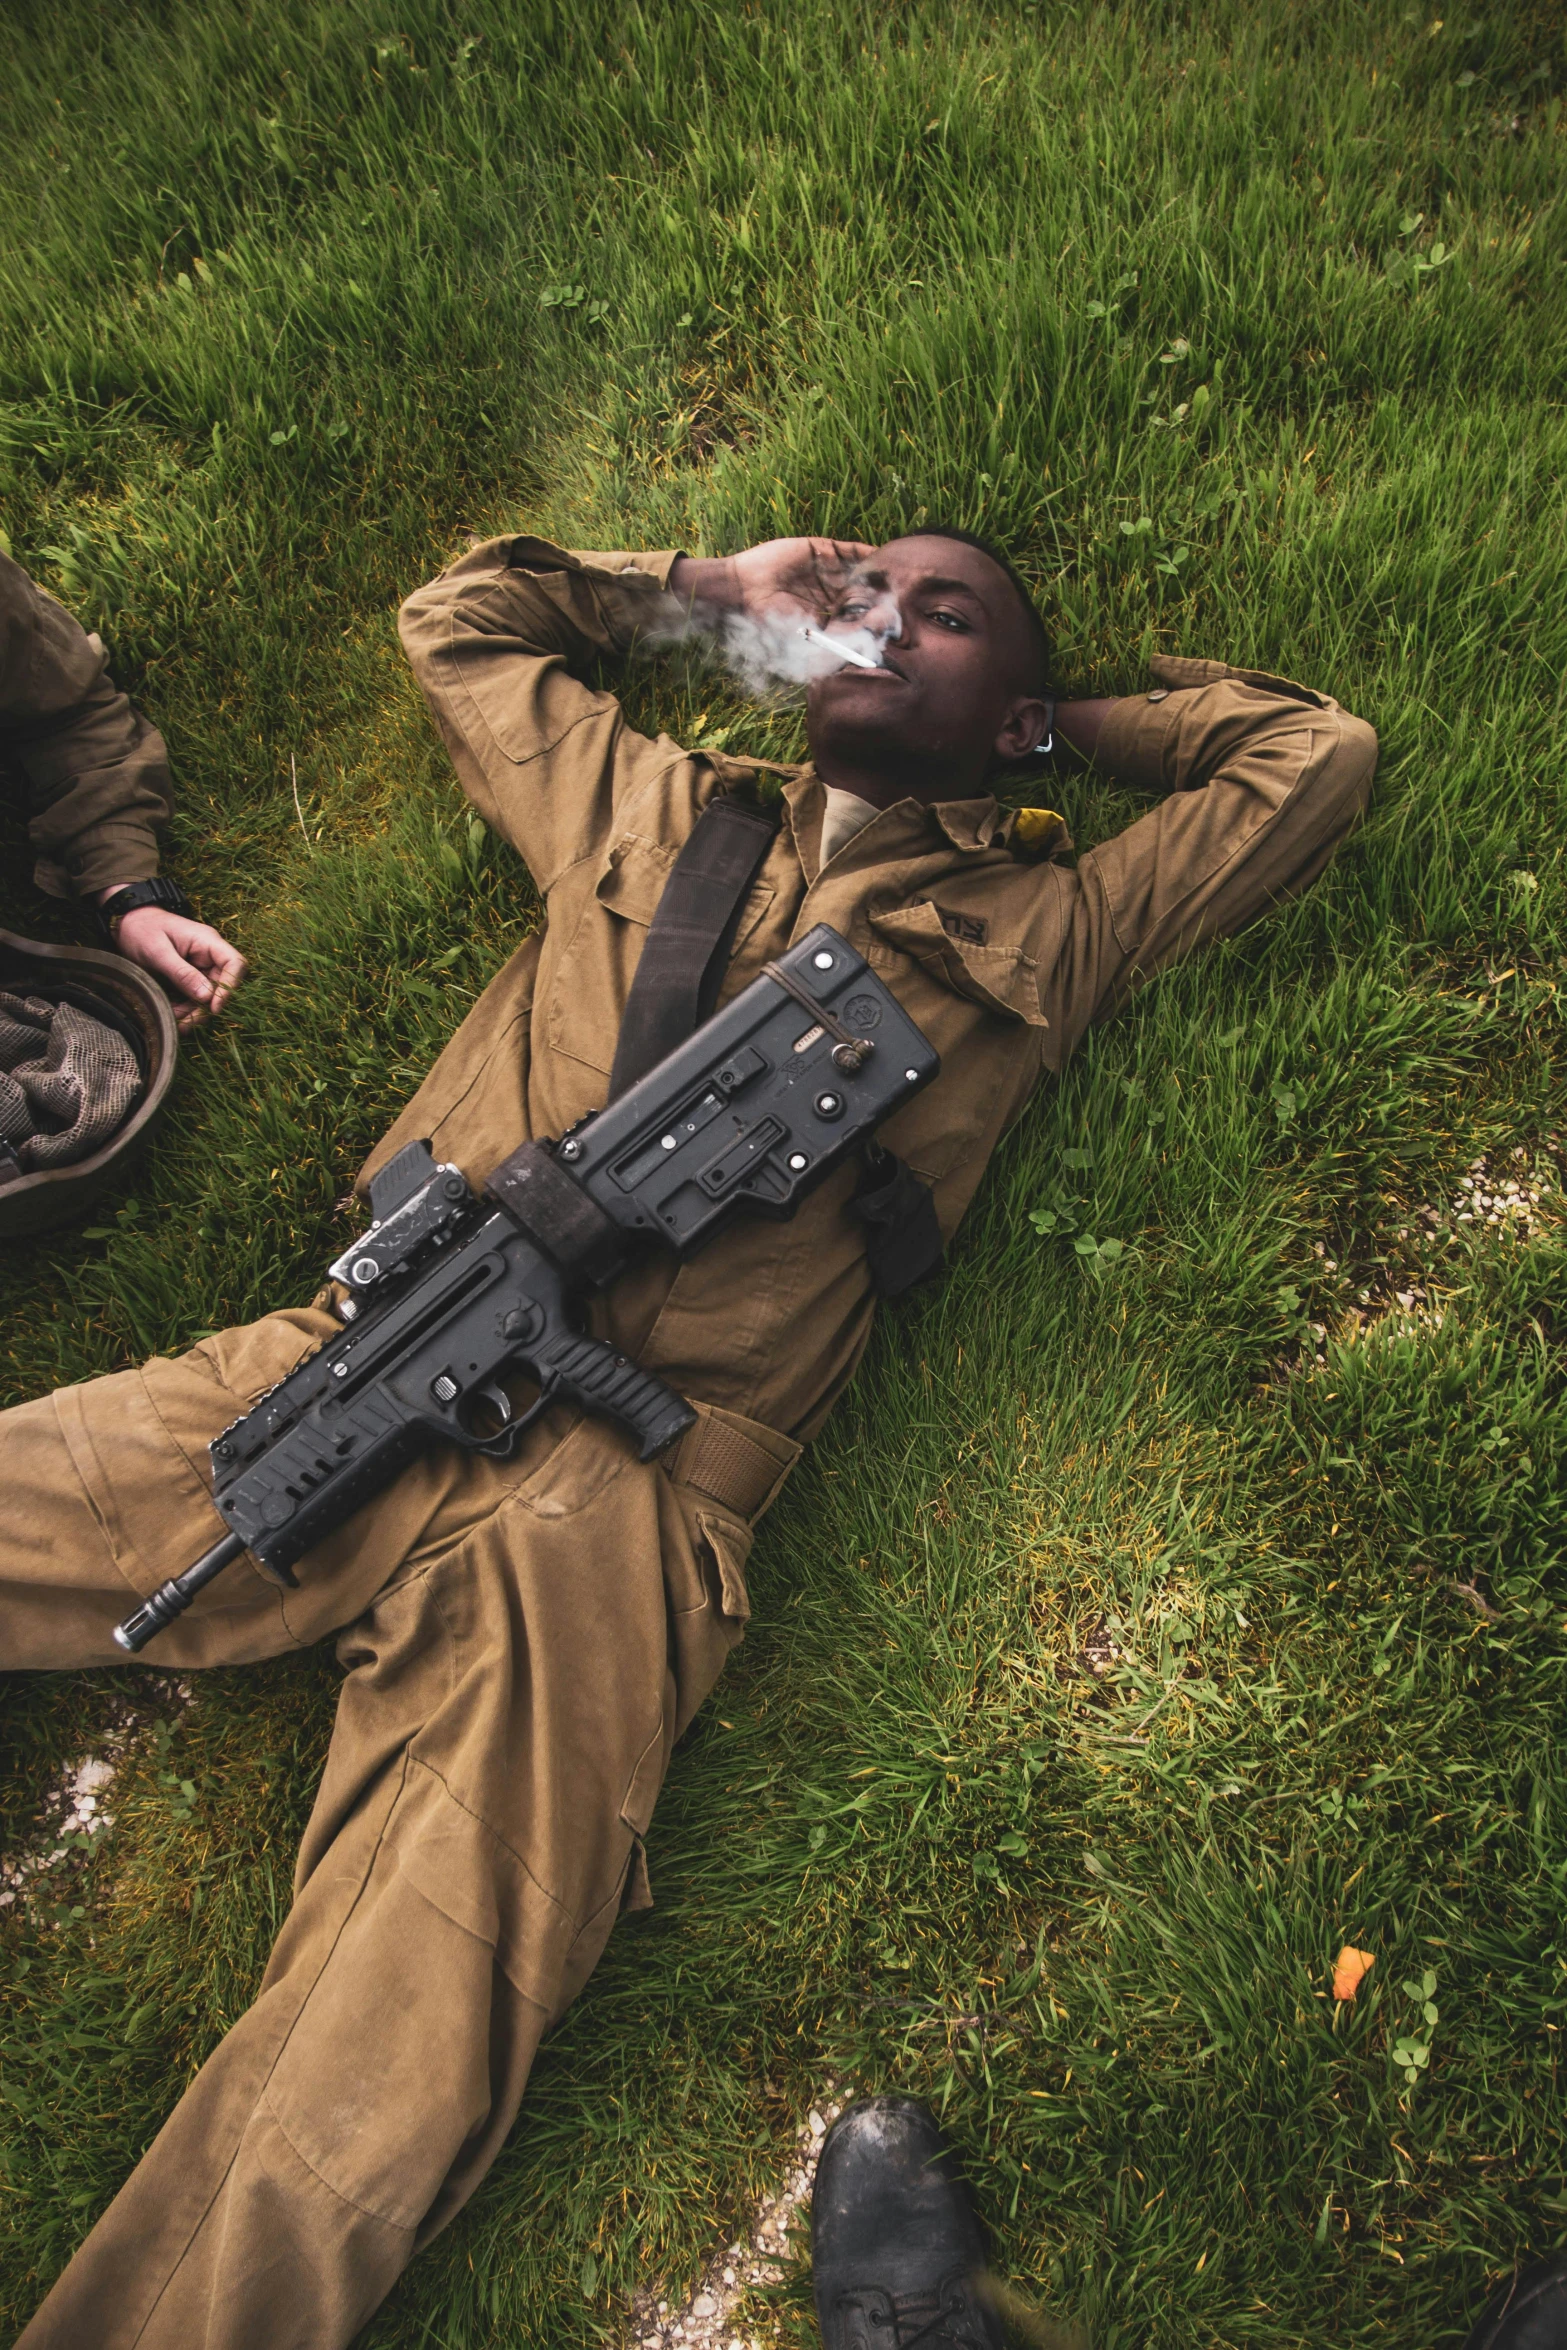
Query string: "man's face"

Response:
xmin=804 ymin=534 xmax=1048 ymax=794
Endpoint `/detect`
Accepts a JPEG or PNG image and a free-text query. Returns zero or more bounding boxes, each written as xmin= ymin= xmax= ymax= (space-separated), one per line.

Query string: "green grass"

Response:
xmin=2 ymin=0 xmax=1566 ymax=2342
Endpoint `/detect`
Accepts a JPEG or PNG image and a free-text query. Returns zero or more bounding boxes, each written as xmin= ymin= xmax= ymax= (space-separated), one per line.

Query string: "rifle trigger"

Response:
xmin=474 ymin=1380 xmax=513 ymax=1428
xmin=464 ymin=1379 xmax=553 ymax=1458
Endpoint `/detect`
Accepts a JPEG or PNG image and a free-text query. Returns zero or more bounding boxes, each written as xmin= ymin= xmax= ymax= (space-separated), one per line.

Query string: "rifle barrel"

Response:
xmin=113 ymin=1530 xmax=248 ymax=1654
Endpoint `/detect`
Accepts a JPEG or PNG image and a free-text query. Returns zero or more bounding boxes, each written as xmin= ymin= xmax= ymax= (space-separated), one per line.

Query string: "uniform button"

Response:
xmin=1147 ymin=688 xmax=1170 ymax=702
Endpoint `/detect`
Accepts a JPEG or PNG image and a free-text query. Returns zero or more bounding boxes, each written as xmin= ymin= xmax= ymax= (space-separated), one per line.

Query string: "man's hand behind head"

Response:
xmin=670 ymin=537 xmax=874 ymax=625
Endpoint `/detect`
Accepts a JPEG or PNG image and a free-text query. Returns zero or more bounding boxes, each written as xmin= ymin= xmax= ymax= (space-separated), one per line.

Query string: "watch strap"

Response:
xmin=95 ymin=877 xmax=195 ymax=947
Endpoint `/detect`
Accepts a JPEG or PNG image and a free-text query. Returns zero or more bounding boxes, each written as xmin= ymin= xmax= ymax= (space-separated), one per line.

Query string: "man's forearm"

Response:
xmin=1053 ymin=697 xmax=1120 ymax=768
xmin=667 ymin=555 xmax=740 ymax=610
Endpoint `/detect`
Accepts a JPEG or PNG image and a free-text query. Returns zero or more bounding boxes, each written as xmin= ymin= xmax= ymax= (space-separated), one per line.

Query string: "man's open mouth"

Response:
xmin=822 ymin=653 xmax=905 ymax=682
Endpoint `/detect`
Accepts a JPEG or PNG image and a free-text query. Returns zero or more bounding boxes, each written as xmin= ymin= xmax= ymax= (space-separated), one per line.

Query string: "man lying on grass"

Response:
xmin=3 ymin=527 xmax=1376 ymax=2349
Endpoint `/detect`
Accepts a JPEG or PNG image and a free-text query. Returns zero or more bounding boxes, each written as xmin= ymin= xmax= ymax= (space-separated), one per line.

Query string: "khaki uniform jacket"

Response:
xmin=382 ymin=536 xmax=1378 ymax=1449
xmin=0 ymin=549 xmax=173 ymax=898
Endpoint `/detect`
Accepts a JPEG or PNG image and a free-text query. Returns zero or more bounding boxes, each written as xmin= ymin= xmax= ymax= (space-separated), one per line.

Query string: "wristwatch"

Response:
xmin=95 ymin=876 xmax=195 ymax=948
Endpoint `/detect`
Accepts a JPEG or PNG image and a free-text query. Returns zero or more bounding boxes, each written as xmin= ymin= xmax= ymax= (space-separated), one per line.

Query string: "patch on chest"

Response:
xmin=936 ymin=906 xmax=989 ymax=947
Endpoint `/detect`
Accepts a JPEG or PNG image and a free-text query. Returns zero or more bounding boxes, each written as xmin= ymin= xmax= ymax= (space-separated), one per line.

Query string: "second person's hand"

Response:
xmin=111 ymin=904 xmax=249 ymax=1032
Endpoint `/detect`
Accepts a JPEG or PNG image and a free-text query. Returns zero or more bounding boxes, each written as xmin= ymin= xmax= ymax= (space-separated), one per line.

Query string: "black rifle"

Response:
xmin=115 ymin=925 xmax=938 ymax=1652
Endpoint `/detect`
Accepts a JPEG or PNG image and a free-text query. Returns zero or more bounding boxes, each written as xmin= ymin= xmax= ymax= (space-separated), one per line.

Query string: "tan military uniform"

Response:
xmin=5 ymin=540 xmax=1377 ymax=2349
xmin=0 ymin=548 xmax=173 ymax=899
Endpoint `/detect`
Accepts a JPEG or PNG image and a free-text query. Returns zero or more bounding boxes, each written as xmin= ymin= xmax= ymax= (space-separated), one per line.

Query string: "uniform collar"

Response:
xmin=781 ymin=767 xmax=1004 ymax=877
xmin=930 ymin=795 xmax=1007 ymax=851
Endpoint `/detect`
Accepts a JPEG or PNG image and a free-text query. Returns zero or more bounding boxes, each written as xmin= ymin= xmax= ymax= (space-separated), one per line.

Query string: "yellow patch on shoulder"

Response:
xmin=1012 ymin=806 xmax=1065 ymax=847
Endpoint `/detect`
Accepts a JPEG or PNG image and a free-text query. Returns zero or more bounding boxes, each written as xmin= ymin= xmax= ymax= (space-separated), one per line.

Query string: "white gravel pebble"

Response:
xmin=1288 ymin=1147 xmax=1553 ymax=1380
xmin=623 ymin=2090 xmax=845 ymax=2349
xmin=1 ymin=1752 xmax=124 ymax=1917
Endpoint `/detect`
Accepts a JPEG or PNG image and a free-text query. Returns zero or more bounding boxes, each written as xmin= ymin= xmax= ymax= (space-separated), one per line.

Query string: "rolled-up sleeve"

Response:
xmin=397 ymin=537 xmax=695 ymax=894
xmin=0 ymin=551 xmax=172 ymax=898
xmin=1038 ymin=654 xmax=1377 ymax=1061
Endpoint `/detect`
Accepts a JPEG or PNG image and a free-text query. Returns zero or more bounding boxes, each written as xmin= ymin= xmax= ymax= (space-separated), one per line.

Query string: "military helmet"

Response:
xmin=0 ymin=927 xmax=178 ymax=1240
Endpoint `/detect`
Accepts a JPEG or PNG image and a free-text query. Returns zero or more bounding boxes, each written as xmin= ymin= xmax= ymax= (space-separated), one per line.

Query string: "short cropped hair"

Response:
xmin=905 ymin=523 xmax=1052 ymax=696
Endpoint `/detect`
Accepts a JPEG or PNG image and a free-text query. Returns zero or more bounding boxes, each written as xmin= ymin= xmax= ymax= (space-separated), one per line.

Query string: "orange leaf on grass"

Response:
xmin=1333 ymin=1945 xmax=1375 ymax=2001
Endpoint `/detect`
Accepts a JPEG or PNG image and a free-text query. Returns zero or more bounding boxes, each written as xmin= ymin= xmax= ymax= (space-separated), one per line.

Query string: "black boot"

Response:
xmin=811 ymin=2096 xmax=1003 ymax=2349
xmin=1464 ymin=2260 xmax=1567 ymax=2350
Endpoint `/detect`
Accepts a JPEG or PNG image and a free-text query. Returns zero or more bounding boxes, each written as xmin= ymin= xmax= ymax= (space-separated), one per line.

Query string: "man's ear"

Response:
xmin=993 ymin=695 xmax=1053 ymax=764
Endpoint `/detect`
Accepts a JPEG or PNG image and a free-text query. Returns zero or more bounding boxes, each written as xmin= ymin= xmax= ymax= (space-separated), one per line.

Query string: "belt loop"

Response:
xmin=664 ymin=1401 xmax=802 ymax=1522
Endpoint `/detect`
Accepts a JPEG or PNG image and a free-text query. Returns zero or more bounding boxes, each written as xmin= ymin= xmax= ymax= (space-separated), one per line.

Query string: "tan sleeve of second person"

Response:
xmin=0 ymin=549 xmax=173 ymax=898
xmin=1037 ymin=654 xmax=1378 ymax=1062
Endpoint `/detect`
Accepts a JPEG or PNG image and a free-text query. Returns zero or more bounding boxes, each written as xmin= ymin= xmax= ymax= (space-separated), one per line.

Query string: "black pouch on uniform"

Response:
xmin=853 ymin=1144 xmax=944 ymax=1299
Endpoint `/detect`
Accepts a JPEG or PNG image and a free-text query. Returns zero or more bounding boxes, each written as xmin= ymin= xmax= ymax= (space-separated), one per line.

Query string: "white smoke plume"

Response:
xmin=634 ymin=591 xmax=899 ymax=703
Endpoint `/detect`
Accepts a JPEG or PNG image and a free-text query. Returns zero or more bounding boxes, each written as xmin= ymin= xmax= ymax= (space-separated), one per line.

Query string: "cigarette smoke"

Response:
xmin=636 ymin=592 xmax=898 ymax=702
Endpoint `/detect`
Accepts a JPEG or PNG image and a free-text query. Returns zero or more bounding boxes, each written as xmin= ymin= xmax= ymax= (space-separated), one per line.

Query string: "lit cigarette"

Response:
xmin=800 ymin=624 xmax=881 ymax=671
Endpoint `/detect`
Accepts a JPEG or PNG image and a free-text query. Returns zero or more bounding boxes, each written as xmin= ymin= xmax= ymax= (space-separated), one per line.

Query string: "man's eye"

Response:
xmin=836 ymin=602 xmax=870 ymax=621
xmin=930 ymin=609 xmax=969 ymax=631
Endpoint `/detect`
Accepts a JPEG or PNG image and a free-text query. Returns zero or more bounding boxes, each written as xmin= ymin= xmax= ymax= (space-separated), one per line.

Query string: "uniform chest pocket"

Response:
xmin=546 ymin=832 xmax=775 ymax=1076
xmin=863 ymin=901 xmax=1046 ymax=1183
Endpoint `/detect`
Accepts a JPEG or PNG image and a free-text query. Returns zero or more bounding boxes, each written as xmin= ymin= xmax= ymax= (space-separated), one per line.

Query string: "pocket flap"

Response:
xmin=620 ymin=1836 xmax=654 ymax=1914
xmin=595 ymin=834 xmax=678 ymax=926
xmin=868 ymin=901 xmax=1046 ymax=1026
xmin=697 ymin=1509 xmax=753 ymax=1624
xmin=594 ymin=830 xmax=775 ymax=947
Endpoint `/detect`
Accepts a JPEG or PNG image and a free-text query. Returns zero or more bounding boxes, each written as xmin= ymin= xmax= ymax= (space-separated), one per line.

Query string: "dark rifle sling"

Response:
xmin=606 ymin=793 xmax=781 ymax=1100
xmin=603 ymin=788 xmax=943 ymax=1298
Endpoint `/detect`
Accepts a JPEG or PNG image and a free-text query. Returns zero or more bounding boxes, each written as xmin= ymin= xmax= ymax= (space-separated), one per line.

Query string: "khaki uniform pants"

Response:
xmin=4 ymin=1307 xmax=794 ymax=2350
